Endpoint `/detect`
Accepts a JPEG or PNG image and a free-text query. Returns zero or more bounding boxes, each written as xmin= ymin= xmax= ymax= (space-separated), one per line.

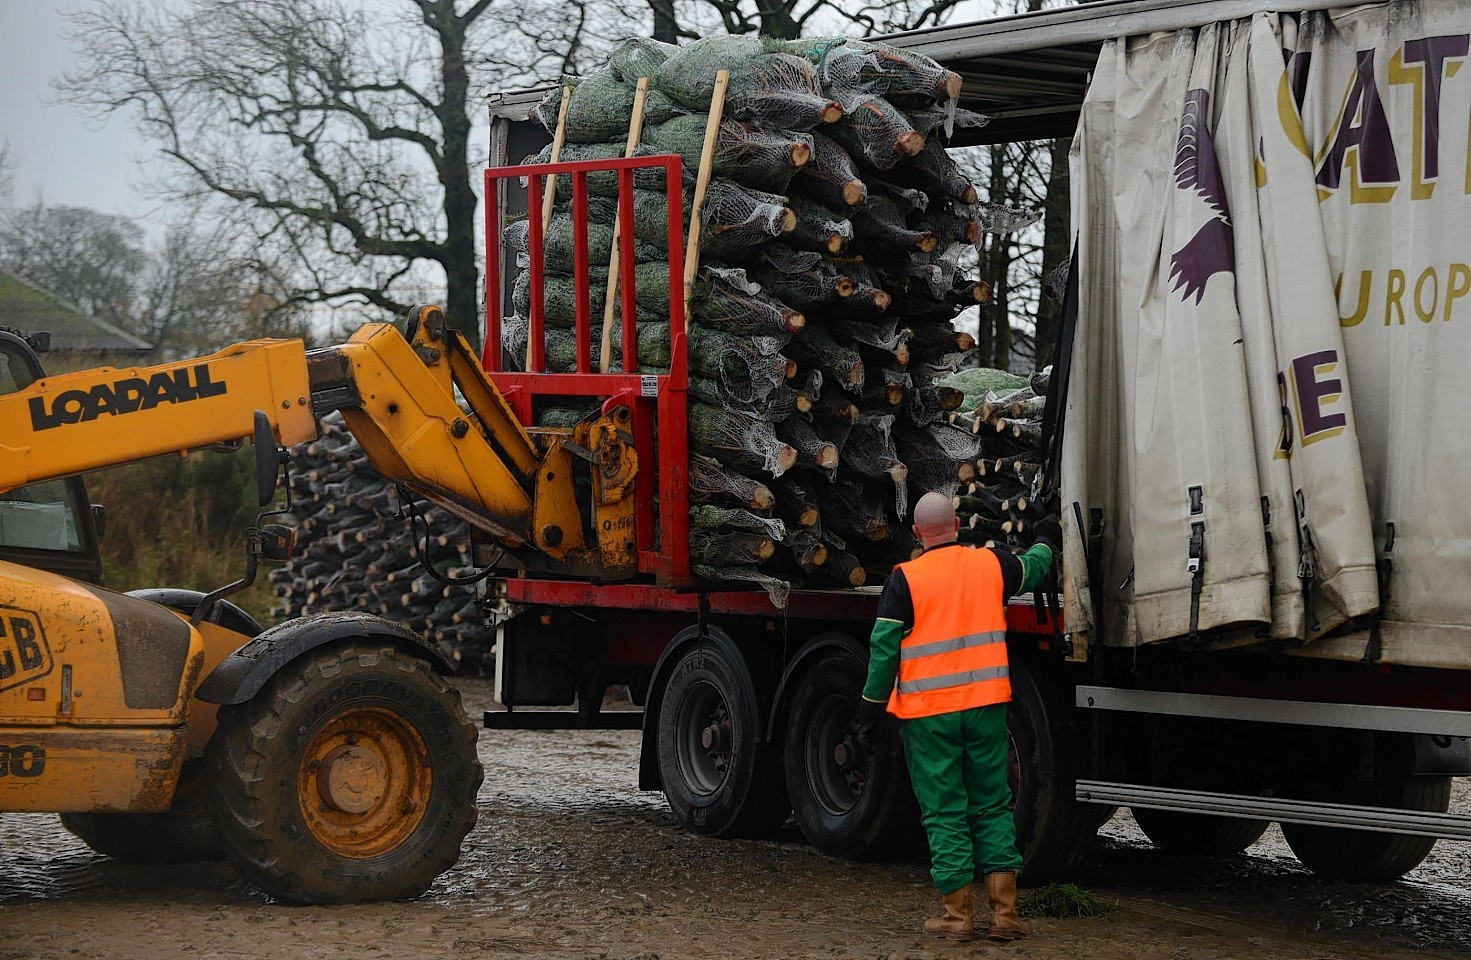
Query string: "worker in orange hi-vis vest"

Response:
xmin=857 ymin=492 xmax=1059 ymax=942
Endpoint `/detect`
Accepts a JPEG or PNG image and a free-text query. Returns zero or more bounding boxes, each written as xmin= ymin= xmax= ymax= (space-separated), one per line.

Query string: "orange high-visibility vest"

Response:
xmin=886 ymin=546 xmax=1011 ymax=720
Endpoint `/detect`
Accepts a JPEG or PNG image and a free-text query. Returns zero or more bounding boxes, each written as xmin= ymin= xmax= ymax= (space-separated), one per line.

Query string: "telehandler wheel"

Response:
xmin=60 ymin=759 xmax=223 ymax=863
xmin=207 ymin=642 xmax=482 ymax=904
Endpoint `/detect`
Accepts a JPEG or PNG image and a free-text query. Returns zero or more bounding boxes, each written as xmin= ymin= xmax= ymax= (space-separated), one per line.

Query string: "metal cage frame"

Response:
xmin=482 ymin=154 xmax=693 ymax=585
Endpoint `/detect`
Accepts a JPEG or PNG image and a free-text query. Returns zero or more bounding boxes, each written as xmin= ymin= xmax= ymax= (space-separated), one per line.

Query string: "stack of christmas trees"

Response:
xmin=268 ymin=414 xmax=486 ymax=671
xmin=504 ymin=34 xmax=1044 ymax=604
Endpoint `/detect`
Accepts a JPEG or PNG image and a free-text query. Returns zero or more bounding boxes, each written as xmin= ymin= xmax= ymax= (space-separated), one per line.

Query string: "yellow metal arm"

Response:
xmin=0 ymin=309 xmax=639 ymax=579
xmin=306 ymin=319 xmax=542 ymax=548
xmin=0 ymin=339 xmax=318 ymax=494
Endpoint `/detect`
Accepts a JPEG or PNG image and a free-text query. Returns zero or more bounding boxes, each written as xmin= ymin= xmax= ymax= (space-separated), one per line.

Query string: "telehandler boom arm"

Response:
xmin=0 ymin=306 xmax=638 ymax=577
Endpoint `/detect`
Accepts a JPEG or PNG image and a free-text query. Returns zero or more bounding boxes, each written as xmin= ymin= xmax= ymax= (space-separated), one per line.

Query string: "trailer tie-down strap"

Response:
xmin=1363 ymin=521 xmax=1394 ymax=665
xmin=1295 ymin=491 xmax=1321 ymax=636
xmin=1186 ymin=521 xmax=1206 ymax=644
xmin=1184 ymin=485 xmax=1206 ymax=645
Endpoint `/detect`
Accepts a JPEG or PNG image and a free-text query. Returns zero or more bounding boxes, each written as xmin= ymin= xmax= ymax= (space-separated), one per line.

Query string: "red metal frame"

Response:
xmin=479 ymin=154 xmax=1064 ymax=631
xmin=499 ymin=576 xmax=1059 ymax=635
xmin=483 ymin=155 xmax=692 ymax=585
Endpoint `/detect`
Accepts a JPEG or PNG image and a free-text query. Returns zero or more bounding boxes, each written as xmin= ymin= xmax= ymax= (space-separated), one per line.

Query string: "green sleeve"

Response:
xmin=862 ymin=618 xmax=906 ymax=703
xmin=1015 ymin=543 xmax=1055 ymax=596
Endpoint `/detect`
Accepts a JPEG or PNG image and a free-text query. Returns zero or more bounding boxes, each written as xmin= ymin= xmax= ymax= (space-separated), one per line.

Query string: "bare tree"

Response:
xmin=656 ymin=0 xmax=977 ymax=40
xmin=946 ymin=0 xmax=1080 ymax=373
xmin=0 ymin=196 xmax=310 ymax=358
xmin=0 ymin=202 xmax=147 ymax=328
xmin=1032 ymin=135 xmax=1070 ymax=367
xmin=59 ymin=0 xmax=621 ymax=345
xmin=0 ymin=144 xmax=14 ymax=202
xmin=131 ymin=212 xmax=316 ymax=358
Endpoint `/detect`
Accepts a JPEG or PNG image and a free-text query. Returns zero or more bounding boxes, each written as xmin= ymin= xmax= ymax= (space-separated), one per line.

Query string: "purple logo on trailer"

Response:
xmin=1169 ymin=88 xmax=1235 ymax=305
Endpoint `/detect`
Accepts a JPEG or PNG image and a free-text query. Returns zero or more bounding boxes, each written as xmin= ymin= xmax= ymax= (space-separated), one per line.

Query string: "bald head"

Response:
xmin=912 ymin=492 xmax=960 ymax=549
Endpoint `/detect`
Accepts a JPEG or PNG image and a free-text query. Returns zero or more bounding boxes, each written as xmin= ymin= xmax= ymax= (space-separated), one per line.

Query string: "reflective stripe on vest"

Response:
xmin=897 ymin=664 xmax=1010 ymax=694
xmin=886 ymin=545 xmax=1012 ymax=720
xmin=899 ymin=629 xmax=1006 ymax=662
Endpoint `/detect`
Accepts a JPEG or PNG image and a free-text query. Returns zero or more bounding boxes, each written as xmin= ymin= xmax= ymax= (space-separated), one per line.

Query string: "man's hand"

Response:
xmin=1033 ymin=515 xmax=1062 ymax=552
xmin=853 ymin=699 xmax=882 ymax=743
xmin=855 ymin=697 xmax=887 ymax=746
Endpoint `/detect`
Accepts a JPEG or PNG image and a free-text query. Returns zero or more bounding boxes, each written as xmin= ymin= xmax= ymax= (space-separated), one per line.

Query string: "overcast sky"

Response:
xmin=0 ymin=0 xmax=1035 ymax=237
xmin=0 ymin=1 xmax=161 ymax=225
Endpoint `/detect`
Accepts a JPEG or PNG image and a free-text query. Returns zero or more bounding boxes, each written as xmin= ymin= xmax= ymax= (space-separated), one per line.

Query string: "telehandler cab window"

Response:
xmin=0 ymin=339 xmax=86 ymax=554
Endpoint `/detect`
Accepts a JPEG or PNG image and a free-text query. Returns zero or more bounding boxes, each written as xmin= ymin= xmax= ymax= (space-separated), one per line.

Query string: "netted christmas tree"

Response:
xmin=501 ymin=34 xmax=1049 ymax=605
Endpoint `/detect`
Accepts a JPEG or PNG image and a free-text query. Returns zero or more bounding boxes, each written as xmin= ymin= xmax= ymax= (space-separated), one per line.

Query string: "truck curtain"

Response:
xmin=1063 ymin=0 xmax=1471 ymax=655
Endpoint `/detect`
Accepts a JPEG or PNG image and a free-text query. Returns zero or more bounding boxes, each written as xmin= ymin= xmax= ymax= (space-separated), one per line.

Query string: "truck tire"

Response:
xmin=782 ymin=652 xmax=921 ymax=859
xmin=1008 ymin=656 xmax=1099 ymax=882
xmin=207 ymin=642 xmax=482 ymax=904
xmin=60 ymin=760 xmax=223 ymax=863
xmin=1132 ymin=808 xmax=1269 ymax=855
xmin=1281 ymin=774 xmax=1451 ymax=881
xmin=656 ymin=642 xmax=789 ymax=838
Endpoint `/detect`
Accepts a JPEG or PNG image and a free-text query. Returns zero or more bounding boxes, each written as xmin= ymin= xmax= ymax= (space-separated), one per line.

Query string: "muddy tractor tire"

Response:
xmin=207 ymin=642 xmax=482 ymax=904
xmin=1132 ymin=808 xmax=1269 ymax=855
xmin=60 ymin=761 xmax=223 ymax=864
xmin=1282 ymin=773 xmax=1451 ymax=882
xmin=656 ymin=642 xmax=790 ymax=839
xmin=782 ymin=651 xmax=921 ymax=859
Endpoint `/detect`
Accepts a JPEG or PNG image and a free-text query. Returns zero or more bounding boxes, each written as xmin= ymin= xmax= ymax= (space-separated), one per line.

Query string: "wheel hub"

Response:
xmin=801 ymin=697 xmax=870 ymax=816
xmin=832 ymin=737 xmax=865 ymax=770
xmin=297 ymin=706 xmax=433 ymax=858
xmin=316 ymin=743 xmax=389 ymax=814
xmin=701 ymin=720 xmax=731 ymax=756
xmin=673 ymin=682 xmax=735 ymax=794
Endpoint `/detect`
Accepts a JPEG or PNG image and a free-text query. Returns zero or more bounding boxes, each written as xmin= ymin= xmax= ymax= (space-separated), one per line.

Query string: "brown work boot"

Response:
xmin=983 ymin=871 xmax=1031 ymax=941
xmin=922 ymin=884 xmax=974 ymax=941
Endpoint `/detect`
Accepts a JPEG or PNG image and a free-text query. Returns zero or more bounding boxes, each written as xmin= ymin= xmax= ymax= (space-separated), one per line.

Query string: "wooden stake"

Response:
xmin=600 ymin=76 xmax=651 ymax=374
xmin=541 ymin=85 xmax=572 ymax=232
xmin=529 ymin=83 xmax=572 ymax=371
xmin=683 ymin=69 xmax=730 ymax=329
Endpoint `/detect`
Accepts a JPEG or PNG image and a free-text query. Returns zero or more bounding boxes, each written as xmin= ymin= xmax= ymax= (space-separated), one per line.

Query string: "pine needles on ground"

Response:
xmin=1017 ymin=884 xmax=1112 ymax=920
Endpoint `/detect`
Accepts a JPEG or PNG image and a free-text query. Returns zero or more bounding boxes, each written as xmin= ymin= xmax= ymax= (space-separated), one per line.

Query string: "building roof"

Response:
xmin=0 ymin=268 xmax=152 ymax=353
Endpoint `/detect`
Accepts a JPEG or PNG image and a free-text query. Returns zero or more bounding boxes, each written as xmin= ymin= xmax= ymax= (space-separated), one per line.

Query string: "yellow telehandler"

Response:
xmin=0 ymin=306 xmax=642 ymax=903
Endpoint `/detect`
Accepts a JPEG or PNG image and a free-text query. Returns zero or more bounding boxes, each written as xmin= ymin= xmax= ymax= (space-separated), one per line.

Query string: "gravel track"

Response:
xmin=0 ymin=678 xmax=1464 ymax=960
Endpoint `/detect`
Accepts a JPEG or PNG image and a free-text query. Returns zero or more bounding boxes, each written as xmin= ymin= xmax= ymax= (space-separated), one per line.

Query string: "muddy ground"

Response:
xmin=1 ymin=678 xmax=1465 ymax=960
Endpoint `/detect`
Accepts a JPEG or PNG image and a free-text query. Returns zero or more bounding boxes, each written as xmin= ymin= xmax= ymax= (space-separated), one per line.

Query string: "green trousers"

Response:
xmin=899 ymin=702 xmax=1023 ymax=894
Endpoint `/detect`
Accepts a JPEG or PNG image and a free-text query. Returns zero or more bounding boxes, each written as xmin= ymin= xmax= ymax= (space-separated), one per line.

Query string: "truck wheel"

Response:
xmin=1009 ymin=656 xmax=1099 ymax=882
xmin=782 ymin=653 xmax=921 ymax=859
xmin=207 ymin=642 xmax=482 ymax=904
xmin=60 ymin=760 xmax=223 ymax=863
xmin=1281 ymin=774 xmax=1451 ymax=881
xmin=1132 ymin=808 xmax=1269 ymax=854
xmin=656 ymin=642 xmax=789 ymax=838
